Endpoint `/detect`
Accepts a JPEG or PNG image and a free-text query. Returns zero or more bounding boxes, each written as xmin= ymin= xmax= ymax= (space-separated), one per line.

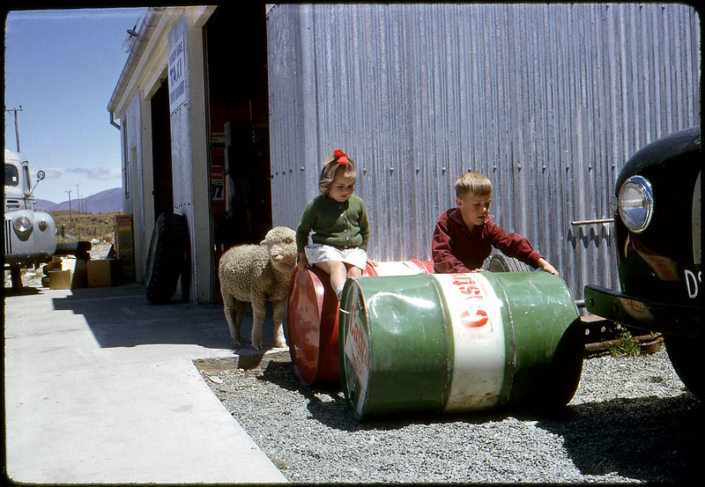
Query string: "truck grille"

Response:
xmin=4 ymin=219 xmax=12 ymax=255
xmin=5 ymin=199 xmax=21 ymax=210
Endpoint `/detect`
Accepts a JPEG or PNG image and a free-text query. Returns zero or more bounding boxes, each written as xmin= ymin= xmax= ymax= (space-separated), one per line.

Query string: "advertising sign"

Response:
xmin=168 ymin=34 xmax=187 ymax=113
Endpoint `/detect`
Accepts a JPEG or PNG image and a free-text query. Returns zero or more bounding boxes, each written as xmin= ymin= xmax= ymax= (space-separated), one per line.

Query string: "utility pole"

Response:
xmin=5 ymin=106 xmax=23 ymax=152
xmin=75 ymin=184 xmax=81 ymax=213
xmin=66 ymin=190 xmax=73 ymax=232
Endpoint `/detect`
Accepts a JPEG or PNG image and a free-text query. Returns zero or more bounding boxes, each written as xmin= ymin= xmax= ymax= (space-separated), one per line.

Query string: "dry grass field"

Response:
xmin=51 ymin=211 xmax=122 ymax=242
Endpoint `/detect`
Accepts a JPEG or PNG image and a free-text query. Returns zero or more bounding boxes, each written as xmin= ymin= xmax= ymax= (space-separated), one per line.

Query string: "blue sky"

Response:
xmin=4 ymin=7 xmax=147 ymax=204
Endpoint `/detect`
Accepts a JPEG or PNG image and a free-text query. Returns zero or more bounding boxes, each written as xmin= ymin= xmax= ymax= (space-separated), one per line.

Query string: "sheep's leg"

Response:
xmin=223 ymin=295 xmax=247 ymax=346
xmin=232 ymin=301 xmax=248 ymax=346
xmin=222 ymin=295 xmax=239 ymax=344
xmin=250 ymin=297 xmax=267 ymax=350
xmin=271 ymin=299 xmax=288 ymax=348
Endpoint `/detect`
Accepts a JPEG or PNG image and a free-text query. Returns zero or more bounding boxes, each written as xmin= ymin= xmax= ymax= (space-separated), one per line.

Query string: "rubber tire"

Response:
xmin=145 ymin=212 xmax=189 ymax=304
xmin=55 ymin=241 xmax=92 ymax=256
xmin=664 ymin=334 xmax=703 ymax=399
xmin=487 ymin=253 xmax=533 ymax=272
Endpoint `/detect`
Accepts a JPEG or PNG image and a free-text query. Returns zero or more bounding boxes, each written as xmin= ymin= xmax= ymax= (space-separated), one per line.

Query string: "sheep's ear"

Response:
xmin=260 ymin=239 xmax=267 ymax=246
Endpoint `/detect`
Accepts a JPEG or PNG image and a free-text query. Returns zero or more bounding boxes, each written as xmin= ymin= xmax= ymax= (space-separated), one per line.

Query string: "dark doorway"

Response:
xmin=151 ymin=78 xmax=174 ymax=220
xmin=204 ymin=4 xmax=272 ymax=256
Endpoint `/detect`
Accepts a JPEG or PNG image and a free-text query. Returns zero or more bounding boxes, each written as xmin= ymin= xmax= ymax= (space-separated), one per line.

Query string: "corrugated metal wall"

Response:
xmin=266 ymin=3 xmax=701 ymax=301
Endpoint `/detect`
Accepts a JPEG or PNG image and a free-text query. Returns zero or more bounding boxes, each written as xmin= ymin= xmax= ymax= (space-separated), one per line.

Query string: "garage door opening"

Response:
xmin=151 ymin=77 xmax=174 ymax=221
xmin=204 ymin=4 xmax=272 ymax=258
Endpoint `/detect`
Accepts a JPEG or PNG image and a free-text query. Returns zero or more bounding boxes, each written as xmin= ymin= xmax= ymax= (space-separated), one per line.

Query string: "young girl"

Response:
xmin=296 ymin=149 xmax=374 ymax=300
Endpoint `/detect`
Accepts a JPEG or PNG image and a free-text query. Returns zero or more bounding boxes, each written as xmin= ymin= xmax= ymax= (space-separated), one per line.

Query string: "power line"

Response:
xmin=5 ymin=106 xmax=23 ymax=152
xmin=65 ymin=190 xmax=73 ymax=231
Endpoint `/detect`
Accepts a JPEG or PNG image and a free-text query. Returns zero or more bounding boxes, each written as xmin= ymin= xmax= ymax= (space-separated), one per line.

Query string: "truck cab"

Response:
xmin=4 ymin=149 xmax=57 ymax=290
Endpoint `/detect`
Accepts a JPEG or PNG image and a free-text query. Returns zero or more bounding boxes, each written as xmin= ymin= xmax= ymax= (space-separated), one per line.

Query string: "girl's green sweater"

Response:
xmin=296 ymin=194 xmax=370 ymax=252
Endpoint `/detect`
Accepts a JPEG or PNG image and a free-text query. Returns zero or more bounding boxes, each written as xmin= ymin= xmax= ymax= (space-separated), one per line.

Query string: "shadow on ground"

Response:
xmin=47 ymin=283 xmax=285 ymax=352
xmin=535 ymin=393 xmax=703 ymax=482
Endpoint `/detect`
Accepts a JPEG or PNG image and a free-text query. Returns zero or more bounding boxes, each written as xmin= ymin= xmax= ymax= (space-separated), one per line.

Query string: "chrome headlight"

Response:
xmin=617 ymin=175 xmax=654 ymax=233
xmin=13 ymin=215 xmax=32 ymax=234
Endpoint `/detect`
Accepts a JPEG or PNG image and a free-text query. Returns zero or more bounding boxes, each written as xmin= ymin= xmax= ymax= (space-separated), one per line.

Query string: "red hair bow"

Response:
xmin=334 ymin=149 xmax=349 ymax=165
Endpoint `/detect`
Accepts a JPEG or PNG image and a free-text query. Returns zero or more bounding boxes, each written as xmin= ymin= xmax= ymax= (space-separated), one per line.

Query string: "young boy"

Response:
xmin=432 ymin=171 xmax=559 ymax=276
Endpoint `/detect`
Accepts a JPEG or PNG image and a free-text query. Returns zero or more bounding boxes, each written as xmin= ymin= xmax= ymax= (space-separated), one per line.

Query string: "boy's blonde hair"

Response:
xmin=454 ymin=171 xmax=492 ymax=198
xmin=319 ymin=155 xmax=357 ymax=196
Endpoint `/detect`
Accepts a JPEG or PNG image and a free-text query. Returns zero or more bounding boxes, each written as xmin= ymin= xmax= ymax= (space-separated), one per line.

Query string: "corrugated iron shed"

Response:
xmin=266 ymin=3 xmax=700 ymax=300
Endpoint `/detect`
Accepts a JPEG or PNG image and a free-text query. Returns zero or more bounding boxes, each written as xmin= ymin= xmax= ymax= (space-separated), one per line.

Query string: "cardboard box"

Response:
xmin=49 ymin=270 xmax=72 ymax=290
xmin=61 ymin=257 xmax=88 ymax=289
xmin=87 ymin=259 xmax=123 ymax=288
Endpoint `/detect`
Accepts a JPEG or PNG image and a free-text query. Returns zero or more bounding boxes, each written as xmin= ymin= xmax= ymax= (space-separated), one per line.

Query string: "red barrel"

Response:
xmin=286 ymin=261 xmax=433 ymax=385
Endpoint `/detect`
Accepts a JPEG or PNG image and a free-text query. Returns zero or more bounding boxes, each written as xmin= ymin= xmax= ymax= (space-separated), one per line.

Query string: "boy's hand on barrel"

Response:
xmin=367 ymin=258 xmax=378 ymax=267
xmin=538 ymin=258 xmax=559 ymax=277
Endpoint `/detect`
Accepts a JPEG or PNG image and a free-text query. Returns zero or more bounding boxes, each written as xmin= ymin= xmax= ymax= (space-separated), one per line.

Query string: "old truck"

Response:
xmin=584 ymin=126 xmax=702 ymax=398
xmin=4 ymin=149 xmax=57 ymax=290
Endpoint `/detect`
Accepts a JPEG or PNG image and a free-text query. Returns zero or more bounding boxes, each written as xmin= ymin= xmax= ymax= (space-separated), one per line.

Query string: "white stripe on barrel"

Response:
xmin=431 ymin=273 xmax=507 ymax=411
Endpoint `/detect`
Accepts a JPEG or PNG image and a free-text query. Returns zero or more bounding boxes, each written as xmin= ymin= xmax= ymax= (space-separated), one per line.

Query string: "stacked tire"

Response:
xmin=487 ymin=253 xmax=533 ymax=273
xmin=145 ymin=213 xmax=189 ymax=304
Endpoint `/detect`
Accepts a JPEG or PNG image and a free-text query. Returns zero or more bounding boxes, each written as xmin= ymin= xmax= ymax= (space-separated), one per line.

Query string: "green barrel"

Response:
xmin=338 ymin=271 xmax=584 ymax=420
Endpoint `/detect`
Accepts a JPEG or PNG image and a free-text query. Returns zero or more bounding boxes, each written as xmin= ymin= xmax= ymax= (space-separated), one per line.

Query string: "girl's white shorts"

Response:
xmin=304 ymin=244 xmax=367 ymax=270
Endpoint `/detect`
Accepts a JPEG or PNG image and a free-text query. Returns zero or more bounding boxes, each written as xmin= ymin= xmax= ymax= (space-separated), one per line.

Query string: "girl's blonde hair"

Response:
xmin=319 ymin=155 xmax=357 ymax=196
xmin=454 ymin=171 xmax=492 ymax=198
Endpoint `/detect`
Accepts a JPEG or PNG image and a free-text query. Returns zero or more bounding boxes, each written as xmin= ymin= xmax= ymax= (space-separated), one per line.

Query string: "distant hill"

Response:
xmin=35 ymin=187 xmax=123 ymax=214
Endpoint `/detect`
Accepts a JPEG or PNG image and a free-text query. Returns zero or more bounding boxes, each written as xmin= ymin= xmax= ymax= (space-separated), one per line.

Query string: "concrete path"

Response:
xmin=4 ymin=283 xmax=288 ymax=483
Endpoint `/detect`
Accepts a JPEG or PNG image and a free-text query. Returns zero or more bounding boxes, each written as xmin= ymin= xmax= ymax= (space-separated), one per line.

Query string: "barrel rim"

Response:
xmin=339 ymin=277 xmax=371 ymax=420
xmin=286 ymin=267 xmax=324 ymax=385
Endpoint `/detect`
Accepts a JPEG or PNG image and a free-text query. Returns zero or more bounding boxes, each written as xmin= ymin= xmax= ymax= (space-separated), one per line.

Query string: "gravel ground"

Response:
xmin=197 ymin=348 xmax=702 ymax=484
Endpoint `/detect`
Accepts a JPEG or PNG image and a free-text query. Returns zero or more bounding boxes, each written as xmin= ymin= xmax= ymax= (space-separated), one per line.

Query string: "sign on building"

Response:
xmin=168 ymin=34 xmax=187 ymax=113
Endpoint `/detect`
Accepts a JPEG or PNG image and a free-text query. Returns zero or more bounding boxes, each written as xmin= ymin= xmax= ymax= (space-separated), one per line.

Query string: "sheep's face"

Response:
xmin=262 ymin=227 xmax=297 ymax=271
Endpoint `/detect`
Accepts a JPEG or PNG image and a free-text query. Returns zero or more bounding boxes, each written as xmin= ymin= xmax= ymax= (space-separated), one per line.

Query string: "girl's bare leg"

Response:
xmin=346 ymin=264 xmax=362 ymax=279
xmin=314 ymin=261 xmax=348 ymax=299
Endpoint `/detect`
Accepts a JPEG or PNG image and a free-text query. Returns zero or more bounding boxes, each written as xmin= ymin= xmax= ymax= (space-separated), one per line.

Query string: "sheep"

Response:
xmin=218 ymin=226 xmax=297 ymax=350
